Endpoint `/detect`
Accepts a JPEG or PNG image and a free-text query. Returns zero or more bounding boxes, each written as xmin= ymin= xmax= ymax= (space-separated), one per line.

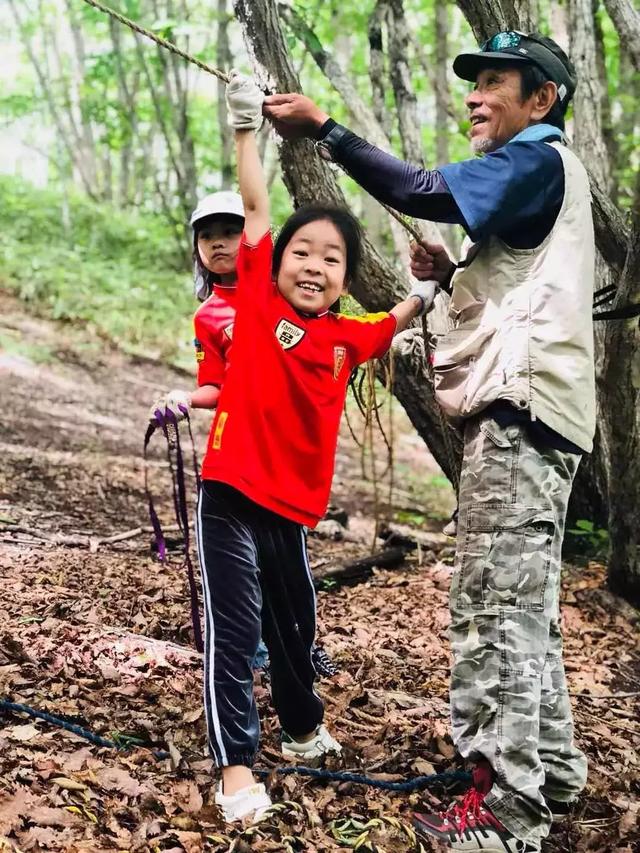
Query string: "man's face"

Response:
xmin=465 ymin=67 xmax=537 ymax=154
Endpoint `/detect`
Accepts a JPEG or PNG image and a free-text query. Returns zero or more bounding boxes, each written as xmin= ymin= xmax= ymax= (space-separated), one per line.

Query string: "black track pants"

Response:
xmin=196 ymin=480 xmax=324 ymax=767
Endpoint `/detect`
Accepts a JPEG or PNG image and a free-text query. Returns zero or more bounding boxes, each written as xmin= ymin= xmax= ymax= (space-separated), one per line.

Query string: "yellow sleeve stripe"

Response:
xmin=338 ymin=311 xmax=390 ymax=324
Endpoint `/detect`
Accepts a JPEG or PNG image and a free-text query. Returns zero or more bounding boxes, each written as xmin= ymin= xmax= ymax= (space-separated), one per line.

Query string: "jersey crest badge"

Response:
xmin=194 ymin=338 xmax=204 ymax=362
xmin=223 ymin=323 xmax=234 ymax=340
xmin=333 ymin=346 xmax=346 ymax=379
xmin=275 ymin=318 xmax=305 ymax=350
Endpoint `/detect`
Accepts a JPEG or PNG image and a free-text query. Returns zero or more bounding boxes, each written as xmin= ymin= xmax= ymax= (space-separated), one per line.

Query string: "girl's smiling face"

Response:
xmin=197 ymin=216 xmax=244 ymax=277
xmin=276 ymin=219 xmax=347 ymax=314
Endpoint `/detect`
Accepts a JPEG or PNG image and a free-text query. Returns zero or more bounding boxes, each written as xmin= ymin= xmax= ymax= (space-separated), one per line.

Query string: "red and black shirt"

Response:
xmin=193 ymin=286 xmax=237 ymax=387
xmin=201 ymin=232 xmax=396 ymax=527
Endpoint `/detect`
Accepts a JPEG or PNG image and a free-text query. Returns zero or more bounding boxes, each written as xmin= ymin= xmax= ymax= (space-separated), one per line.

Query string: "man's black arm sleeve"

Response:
xmin=317 ymin=121 xmax=465 ymax=226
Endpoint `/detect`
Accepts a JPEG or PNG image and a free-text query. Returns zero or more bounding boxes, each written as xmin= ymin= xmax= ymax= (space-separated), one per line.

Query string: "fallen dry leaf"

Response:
xmin=27 ymin=807 xmax=81 ymax=828
xmin=95 ymin=768 xmax=146 ymax=797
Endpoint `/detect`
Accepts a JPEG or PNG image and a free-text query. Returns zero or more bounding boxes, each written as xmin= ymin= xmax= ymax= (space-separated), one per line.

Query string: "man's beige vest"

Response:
xmin=432 ymin=142 xmax=596 ymax=453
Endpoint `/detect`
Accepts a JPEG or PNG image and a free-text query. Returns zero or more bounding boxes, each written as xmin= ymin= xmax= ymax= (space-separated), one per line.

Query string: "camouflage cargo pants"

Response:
xmin=450 ymin=415 xmax=588 ymax=848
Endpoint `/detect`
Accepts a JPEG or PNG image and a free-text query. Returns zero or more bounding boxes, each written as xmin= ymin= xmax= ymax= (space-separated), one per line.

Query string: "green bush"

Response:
xmin=0 ymin=175 xmax=195 ymax=365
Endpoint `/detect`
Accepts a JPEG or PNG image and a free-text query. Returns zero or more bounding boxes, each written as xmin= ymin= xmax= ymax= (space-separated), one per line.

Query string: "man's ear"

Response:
xmin=532 ymin=81 xmax=558 ymax=121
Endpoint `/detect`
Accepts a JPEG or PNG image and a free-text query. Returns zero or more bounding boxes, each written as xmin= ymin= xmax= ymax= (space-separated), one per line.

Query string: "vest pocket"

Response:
xmin=432 ymin=325 xmax=496 ymax=418
xmin=456 ymin=504 xmax=554 ymax=611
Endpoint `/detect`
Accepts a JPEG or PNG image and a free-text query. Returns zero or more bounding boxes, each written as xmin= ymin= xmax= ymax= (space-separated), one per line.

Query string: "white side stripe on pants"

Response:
xmin=195 ymin=489 xmax=228 ymax=765
xmin=299 ymin=527 xmax=322 ymax=705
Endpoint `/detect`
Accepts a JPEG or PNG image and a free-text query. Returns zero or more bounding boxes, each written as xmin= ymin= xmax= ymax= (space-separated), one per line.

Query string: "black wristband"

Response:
xmin=441 ymin=263 xmax=456 ymax=294
xmin=315 ymin=118 xmax=337 ymax=140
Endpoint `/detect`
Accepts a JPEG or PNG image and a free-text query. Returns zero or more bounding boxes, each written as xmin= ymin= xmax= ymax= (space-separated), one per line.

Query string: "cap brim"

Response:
xmin=190 ymin=210 xmax=244 ymax=227
xmin=453 ymin=51 xmax=531 ymax=83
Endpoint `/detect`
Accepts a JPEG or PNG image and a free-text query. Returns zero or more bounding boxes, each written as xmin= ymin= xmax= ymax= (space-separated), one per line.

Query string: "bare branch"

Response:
xmin=602 ymin=0 xmax=640 ymax=73
xmin=217 ymin=0 xmax=234 ymax=189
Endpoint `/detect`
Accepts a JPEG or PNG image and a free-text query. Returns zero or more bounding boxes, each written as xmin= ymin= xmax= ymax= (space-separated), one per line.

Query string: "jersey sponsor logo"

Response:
xmin=223 ymin=323 xmax=234 ymax=340
xmin=275 ymin=318 xmax=305 ymax=350
xmin=333 ymin=345 xmax=346 ymax=380
xmin=212 ymin=411 xmax=228 ymax=450
xmin=194 ymin=337 xmax=205 ymax=362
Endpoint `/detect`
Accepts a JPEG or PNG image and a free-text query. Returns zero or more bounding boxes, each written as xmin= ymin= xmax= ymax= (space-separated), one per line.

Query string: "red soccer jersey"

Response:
xmin=201 ymin=231 xmax=397 ymax=527
xmin=193 ymin=285 xmax=237 ymax=386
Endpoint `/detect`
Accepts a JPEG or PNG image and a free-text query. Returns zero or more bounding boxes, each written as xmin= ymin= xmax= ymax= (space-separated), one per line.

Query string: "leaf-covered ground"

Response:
xmin=0 ymin=291 xmax=638 ymax=852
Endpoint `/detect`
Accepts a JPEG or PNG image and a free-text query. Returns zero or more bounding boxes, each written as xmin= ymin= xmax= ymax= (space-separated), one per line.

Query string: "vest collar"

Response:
xmin=508 ymin=123 xmax=565 ymax=144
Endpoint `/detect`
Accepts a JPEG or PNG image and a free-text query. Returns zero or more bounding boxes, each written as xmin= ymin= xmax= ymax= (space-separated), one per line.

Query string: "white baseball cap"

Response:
xmin=190 ymin=191 xmax=244 ymax=228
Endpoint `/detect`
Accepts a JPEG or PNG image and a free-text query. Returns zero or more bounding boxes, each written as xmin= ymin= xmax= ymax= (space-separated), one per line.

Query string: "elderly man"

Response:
xmin=264 ymin=31 xmax=594 ymax=853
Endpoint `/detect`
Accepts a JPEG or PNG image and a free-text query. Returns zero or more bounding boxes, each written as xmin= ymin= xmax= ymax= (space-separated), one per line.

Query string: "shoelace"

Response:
xmin=312 ymin=647 xmax=339 ymax=677
xmin=447 ymin=787 xmax=503 ymax=836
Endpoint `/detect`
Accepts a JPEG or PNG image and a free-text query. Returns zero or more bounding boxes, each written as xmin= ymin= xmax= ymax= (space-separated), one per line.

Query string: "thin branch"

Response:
xmin=602 ymin=0 xmax=640 ymax=73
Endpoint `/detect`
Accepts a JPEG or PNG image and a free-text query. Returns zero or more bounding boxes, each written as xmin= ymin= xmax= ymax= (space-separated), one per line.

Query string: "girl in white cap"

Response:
xmin=150 ymin=190 xmax=245 ymax=421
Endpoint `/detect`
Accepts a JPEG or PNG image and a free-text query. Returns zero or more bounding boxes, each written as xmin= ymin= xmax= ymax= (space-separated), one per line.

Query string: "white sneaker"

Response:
xmin=214 ymin=781 xmax=272 ymax=823
xmin=281 ymin=724 xmax=342 ymax=762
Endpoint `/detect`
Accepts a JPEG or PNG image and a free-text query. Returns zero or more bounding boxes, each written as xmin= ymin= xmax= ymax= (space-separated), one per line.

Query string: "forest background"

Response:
xmin=1 ymin=0 xmax=639 ymax=600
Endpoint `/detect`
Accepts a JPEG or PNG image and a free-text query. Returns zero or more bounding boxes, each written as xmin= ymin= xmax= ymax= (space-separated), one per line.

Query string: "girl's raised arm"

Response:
xmin=235 ymin=130 xmax=269 ymax=245
xmin=225 ymin=71 xmax=269 ymax=245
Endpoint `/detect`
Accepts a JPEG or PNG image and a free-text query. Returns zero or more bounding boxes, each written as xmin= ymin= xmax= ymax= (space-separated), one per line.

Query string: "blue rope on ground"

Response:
xmin=0 ymin=700 xmax=171 ymax=761
xmin=255 ymin=765 xmax=471 ymax=791
xmin=1 ymin=698 xmax=471 ymax=792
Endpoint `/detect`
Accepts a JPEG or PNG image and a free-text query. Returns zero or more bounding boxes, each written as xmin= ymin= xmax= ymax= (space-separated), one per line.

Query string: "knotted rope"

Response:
xmin=80 ymin=0 xmax=230 ymax=82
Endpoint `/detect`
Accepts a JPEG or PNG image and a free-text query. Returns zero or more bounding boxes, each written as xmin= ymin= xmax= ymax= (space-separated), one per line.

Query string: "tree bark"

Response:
xmin=568 ymin=0 xmax=612 ymax=191
xmin=386 ymin=0 xmax=423 ymax=167
xmin=368 ymin=1 xmax=393 ymax=138
xmin=433 ymin=0 xmax=460 ymax=255
xmin=602 ymin=0 xmax=640 ymax=73
xmin=600 ymin=166 xmax=640 ymax=603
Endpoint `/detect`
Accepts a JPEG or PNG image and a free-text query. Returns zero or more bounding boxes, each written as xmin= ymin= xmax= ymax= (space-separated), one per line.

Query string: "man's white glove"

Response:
xmin=408 ymin=280 xmax=438 ymax=316
xmin=226 ymin=69 xmax=264 ymax=130
xmin=149 ymin=389 xmax=192 ymax=424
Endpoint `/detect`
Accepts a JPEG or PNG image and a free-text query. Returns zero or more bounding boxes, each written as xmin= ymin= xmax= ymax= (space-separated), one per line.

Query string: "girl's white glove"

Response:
xmin=226 ymin=69 xmax=264 ymax=130
xmin=149 ymin=389 xmax=192 ymax=424
xmin=408 ymin=280 xmax=438 ymax=316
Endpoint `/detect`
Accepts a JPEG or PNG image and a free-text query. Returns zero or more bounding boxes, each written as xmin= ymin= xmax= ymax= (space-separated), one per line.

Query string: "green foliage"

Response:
xmin=566 ymin=518 xmax=610 ymax=557
xmin=0 ymin=175 xmax=195 ymax=366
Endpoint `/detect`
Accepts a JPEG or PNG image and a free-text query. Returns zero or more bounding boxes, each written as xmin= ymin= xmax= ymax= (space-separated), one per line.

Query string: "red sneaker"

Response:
xmin=413 ymin=765 xmax=539 ymax=852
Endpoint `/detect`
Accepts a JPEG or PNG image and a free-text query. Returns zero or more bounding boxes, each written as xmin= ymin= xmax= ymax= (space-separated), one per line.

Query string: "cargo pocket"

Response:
xmin=456 ymin=505 xmax=554 ymax=611
xmin=478 ymin=418 xmax=516 ymax=450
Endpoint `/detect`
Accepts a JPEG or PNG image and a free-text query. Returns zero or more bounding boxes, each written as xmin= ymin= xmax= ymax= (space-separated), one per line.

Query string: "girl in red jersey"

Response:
xmin=201 ymin=71 xmax=437 ymax=823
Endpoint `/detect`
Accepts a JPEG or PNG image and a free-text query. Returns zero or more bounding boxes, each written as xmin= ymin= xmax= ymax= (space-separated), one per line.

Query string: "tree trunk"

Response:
xmin=600 ymin=213 xmax=640 ymax=602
